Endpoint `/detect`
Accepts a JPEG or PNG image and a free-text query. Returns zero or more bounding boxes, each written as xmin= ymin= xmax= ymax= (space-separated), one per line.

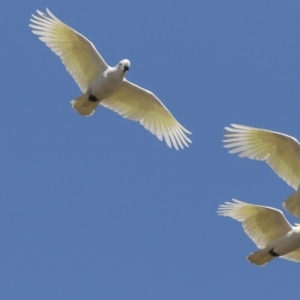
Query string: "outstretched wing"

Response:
xmin=101 ymin=80 xmax=192 ymax=150
xmin=30 ymin=8 xmax=108 ymax=92
xmin=223 ymin=124 xmax=300 ymax=189
xmin=218 ymin=199 xmax=292 ymax=248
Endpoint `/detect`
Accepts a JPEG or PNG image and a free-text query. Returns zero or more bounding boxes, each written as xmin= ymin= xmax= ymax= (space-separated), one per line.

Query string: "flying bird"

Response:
xmin=218 ymin=199 xmax=300 ymax=266
xmin=29 ymin=9 xmax=191 ymax=150
xmin=223 ymin=124 xmax=300 ymax=217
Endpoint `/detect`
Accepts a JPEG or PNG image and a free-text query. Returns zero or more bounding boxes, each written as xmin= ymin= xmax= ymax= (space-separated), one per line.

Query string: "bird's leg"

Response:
xmin=88 ymin=94 xmax=98 ymax=102
xmin=269 ymin=248 xmax=279 ymax=257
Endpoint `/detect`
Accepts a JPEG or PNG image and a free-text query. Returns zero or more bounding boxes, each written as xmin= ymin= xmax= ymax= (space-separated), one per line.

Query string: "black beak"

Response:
xmin=124 ymin=65 xmax=129 ymax=72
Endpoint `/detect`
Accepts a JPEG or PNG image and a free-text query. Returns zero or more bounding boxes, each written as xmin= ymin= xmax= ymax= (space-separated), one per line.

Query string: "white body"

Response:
xmin=71 ymin=65 xmax=128 ymax=116
xmin=268 ymin=228 xmax=300 ymax=256
xmin=90 ymin=67 xmax=126 ymax=100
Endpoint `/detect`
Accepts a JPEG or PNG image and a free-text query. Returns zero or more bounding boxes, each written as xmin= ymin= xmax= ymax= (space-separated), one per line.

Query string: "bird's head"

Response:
xmin=118 ymin=59 xmax=130 ymax=73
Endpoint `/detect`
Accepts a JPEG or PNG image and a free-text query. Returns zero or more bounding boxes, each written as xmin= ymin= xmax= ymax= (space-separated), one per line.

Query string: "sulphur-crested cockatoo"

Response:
xmin=223 ymin=124 xmax=300 ymax=216
xmin=29 ymin=9 xmax=191 ymax=150
xmin=218 ymin=199 xmax=300 ymax=266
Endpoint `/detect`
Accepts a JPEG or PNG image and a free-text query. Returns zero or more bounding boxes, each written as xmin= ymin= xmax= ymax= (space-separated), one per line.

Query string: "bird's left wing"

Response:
xmin=101 ymin=80 xmax=192 ymax=150
xmin=29 ymin=8 xmax=108 ymax=92
xmin=218 ymin=199 xmax=292 ymax=248
xmin=223 ymin=124 xmax=300 ymax=189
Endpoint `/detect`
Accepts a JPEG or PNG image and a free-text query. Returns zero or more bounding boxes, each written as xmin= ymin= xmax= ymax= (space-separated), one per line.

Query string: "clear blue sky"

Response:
xmin=1 ymin=0 xmax=300 ymax=299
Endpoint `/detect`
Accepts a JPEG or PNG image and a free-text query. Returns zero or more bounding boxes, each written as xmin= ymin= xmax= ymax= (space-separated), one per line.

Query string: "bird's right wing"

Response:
xmin=101 ymin=80 xmax=191 ymax=150
xmin=29 ymin=8 xmax=108 ymax=92
xmin=223 ymin=124 xmax=300 ymax=190
xmin=218 ymin=199 xmax=292 ymax=248
xmin=282 ymin=246 xmax=300 ymax=262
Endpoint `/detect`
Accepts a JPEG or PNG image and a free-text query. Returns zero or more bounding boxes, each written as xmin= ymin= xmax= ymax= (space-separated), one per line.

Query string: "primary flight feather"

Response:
xmin=218 ymin=199 xmax=300 ymax=266
xmin=29 ymin=8 xmax=192 ymax=150
xmin=223 ymin=124 xmax=300 ymax=217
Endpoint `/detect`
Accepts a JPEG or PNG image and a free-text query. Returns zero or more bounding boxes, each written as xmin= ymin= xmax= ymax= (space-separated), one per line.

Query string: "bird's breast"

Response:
xmin=271 ymin=230 xmax=300 ymax=255
xmin=90 ymin=69 xmax=125 ymax=101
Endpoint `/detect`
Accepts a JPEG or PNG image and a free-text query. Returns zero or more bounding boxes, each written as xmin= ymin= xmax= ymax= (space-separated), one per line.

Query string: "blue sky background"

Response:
xmin=1 ymin=0 xmax=300 ymax=299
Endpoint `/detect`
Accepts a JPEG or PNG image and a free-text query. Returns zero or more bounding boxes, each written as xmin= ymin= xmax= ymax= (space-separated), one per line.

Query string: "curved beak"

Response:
xmin=124 ymin=65 xmax=129 ymax=72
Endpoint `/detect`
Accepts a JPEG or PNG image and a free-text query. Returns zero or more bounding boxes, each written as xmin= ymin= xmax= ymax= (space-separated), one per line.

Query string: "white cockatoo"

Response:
xmin=218 ymin=199 xmax=300 ymax=266
xmin=29 ymin=9 xmax=192 ymax=150
xmin=223 ymin=124 xmax=300 ymax=216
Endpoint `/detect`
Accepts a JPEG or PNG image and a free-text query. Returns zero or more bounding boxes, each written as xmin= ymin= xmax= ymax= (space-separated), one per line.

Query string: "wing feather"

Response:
xmin=29 ymin=8 xmax=108 ymax=92
xmin=282 ymin=247 xmax=300 ymax=262
xmin=223 ymin=124 xmax=300 ymax=189
xmin=101 ymin=80 xmax=192 ymax=149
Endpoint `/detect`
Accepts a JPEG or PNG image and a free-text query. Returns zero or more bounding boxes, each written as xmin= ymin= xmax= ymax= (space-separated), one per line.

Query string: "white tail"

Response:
xmin=247 ymin=249 xmax=274 ymax=266
xmin=283 ymin=186 xmax=300 ymax=217
xmin=71 ymin=93 xmax=99 ymax=116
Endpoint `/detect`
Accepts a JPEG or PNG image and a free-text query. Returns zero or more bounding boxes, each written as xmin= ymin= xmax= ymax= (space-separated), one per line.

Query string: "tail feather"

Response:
xmin=247 ymin=249 xmax=274 ymax=266
xmin=71 ymin=94 xmax=99 ymax=116
xmin=283 ymin=186 xmax=300 ymax=217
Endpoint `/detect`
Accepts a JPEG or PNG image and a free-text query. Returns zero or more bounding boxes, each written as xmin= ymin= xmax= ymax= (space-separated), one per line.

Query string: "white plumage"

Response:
xmin=223 ymin=124 xmax=300 ymax=216
xmin=218 ymin=199 xmax=300 ymax=266
xmin=29 ymin=9 xmax=192 ymax=150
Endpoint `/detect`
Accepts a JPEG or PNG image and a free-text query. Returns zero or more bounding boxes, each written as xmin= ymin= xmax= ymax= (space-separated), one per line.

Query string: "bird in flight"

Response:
xmin=29 ymin=9 xmax=192 ymax=150
xmin=223 ymin=124 xmax=300 ymax=217
xmin=218 ymin=199 xmax=300 ymax=266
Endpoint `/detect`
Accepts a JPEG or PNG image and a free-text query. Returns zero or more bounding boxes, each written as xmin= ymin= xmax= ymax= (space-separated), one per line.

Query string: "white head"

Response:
xmin=117 ymin=59 xmax=130 ymax=73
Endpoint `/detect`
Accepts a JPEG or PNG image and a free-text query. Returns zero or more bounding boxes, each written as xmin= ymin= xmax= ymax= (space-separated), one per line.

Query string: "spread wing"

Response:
xmin=101 ymin=80 xmax=192 ymax=150
xmin=223 ymin=124 xmax=300 ymax=189
xmin=218 ymin=199 xmax=292 ymax=248
xmin=29 ymin=8 xmax=108 ymax=92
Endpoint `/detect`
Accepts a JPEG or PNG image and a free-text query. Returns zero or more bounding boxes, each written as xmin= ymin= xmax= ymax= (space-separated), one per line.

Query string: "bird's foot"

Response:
xmin=88 ymin=95 xmax=98 ymax=102
xmin=269 ymin=248 xmax=279 ymax=257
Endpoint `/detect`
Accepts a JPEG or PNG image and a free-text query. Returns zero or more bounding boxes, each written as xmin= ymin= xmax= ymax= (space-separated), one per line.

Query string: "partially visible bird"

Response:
xmin=217 ymin=199 xmax=300 ymax=266
xmin=29 ymin=9 xmax=192 ymax=150
xmin=223 ymin=124 xmax=300 ymax=216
